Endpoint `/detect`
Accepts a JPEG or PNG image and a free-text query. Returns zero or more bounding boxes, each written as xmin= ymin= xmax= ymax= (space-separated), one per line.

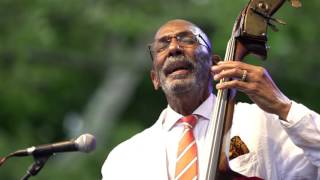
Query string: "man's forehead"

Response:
xmin=155 ymin=20 xmax=200 ymax=39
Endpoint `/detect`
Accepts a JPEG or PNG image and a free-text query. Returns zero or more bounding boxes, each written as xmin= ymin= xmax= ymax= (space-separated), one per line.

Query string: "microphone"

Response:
xmin=10 ymin=134 xmax=96 ymax=157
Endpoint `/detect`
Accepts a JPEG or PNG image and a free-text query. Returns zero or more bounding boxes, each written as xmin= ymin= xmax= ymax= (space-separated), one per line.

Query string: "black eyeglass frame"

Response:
xmin=147 ymin=32 xmax=211 ymax=61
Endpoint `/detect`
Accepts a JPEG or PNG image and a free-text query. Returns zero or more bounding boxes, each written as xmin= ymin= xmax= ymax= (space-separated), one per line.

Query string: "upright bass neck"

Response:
xmin=204 ymin=0 xmax=301 ymax=179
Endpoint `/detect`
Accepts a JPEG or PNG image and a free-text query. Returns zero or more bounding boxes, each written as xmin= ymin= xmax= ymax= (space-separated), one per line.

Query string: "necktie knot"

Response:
xmin=179 ymin=115 xmax=197 ymax=129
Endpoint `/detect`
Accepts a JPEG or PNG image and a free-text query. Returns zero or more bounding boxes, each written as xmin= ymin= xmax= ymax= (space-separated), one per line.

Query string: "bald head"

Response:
xmin=154 ymin=19 xmax=212 ymax=52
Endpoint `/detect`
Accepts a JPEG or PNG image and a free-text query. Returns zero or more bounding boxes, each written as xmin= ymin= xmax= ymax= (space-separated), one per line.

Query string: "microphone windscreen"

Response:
xmin=75 ymin=134 xmax=96 ymax=153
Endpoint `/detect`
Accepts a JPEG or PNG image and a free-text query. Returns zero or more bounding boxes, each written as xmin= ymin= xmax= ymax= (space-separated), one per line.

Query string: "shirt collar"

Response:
xmin=162 ymin=93 xmax=216 ymax=131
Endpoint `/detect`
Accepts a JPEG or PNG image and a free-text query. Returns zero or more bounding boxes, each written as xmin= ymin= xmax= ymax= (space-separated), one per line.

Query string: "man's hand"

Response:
xmin=211 ymin=61 xmax=291 ymax=120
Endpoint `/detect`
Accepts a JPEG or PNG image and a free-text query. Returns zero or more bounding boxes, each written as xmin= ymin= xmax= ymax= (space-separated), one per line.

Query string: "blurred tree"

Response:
xmin=0 ymin=0 xmax=319 ymax=179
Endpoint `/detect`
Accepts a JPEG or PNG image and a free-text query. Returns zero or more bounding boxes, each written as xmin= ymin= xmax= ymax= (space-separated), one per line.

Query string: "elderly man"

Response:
xmin=101 ymin=19 xmax=320 ymax=180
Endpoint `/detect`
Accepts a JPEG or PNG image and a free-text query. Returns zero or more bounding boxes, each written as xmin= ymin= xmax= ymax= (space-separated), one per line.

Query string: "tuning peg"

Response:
xmin=267 ymin=22 xmax=279 ymax=32
xmin=289 ymin=0 xmax=302 ymax=8
xmin=250 ymin=7 xmax=286 ymax=26
xmin=268 ymin=17 xmax=286 ymax=26
xmin=267 ymin=16 xmax=286 ymax=32
xmin=271 ymin=18 xmax=286 ymax=25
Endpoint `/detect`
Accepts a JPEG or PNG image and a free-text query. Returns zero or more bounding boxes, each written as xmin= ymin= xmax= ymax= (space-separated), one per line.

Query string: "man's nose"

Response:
xmin=167 ymin=38 xmax=183 ymax=57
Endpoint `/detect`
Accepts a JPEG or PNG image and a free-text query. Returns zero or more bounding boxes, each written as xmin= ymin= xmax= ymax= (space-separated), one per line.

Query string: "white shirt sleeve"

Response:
xmin=280 ymin=101 xmax=320 ymax=167
xmin=101 ymin=147 xmax=122 ymax=180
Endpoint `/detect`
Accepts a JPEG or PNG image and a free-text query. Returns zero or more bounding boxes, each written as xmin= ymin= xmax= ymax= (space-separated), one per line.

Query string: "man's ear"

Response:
xmin=150 ymin=70 xmax=160 ymax=90
xmin=212 ymin=54 xmax=222 ymax=65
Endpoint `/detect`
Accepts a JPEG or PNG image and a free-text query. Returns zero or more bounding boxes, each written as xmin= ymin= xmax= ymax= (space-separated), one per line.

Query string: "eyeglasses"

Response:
xmin=148 ymin=31 xmax=210 ymax=61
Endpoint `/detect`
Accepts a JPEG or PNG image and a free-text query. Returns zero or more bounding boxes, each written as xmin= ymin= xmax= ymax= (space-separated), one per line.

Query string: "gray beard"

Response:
xmin=157 ymin=53 xmax=211 ymax=97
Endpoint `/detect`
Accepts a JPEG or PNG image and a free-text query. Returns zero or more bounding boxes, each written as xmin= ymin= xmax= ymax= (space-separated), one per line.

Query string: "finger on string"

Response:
xmin=217 ymin=61 xmax=255 ymax=71
xmin=213 ymin=68 xmax=245 ymax=81
xmin=216 ymin=79 xmax=248 ymax=91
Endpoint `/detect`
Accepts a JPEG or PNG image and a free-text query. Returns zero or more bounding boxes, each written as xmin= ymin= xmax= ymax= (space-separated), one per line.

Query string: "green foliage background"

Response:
xmin=0 ymin=0 xmax=319 ymax=179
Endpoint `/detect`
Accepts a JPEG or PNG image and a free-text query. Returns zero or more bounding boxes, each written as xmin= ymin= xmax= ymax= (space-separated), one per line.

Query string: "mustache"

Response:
xmin=162 ymin=55 xmax=195 ymax=72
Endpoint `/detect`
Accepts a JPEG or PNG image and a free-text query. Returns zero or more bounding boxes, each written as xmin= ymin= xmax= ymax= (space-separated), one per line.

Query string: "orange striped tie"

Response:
xmin=175 ymin=115 xmax=198 ymax=180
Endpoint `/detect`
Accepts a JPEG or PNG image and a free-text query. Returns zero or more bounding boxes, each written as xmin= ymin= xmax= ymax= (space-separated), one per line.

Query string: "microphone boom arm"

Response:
xmin=21 ymin=153 xmax=53 ymax=180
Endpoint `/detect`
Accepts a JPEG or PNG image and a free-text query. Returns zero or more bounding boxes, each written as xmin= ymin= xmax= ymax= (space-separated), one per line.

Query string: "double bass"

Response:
xmin=204 ymin=0 xmax=302 ymax=179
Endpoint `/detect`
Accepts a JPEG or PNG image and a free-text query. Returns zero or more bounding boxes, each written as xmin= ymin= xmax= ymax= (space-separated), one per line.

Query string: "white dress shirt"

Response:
xmin=162 ymin=94 xmax=215 ymax=180
xmin=102 ymin=93 xmax=320 ymax=180
xmin=230 ymin=101 xmax=320 ymax=179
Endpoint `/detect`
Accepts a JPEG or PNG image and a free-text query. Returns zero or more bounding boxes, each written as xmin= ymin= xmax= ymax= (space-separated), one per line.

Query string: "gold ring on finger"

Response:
xmin=241 ymin=69 xmax=247 ymax=82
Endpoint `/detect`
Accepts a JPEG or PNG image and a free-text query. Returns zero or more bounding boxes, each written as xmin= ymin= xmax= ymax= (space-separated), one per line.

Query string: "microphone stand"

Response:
xmin=21 ymin=154 xmax=53 ymax=180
